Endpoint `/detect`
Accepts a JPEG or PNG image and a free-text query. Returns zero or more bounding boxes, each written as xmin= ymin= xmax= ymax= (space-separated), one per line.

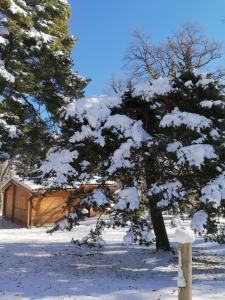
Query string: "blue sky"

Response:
xmin=69 ymin=0 xmax=225 ymax=96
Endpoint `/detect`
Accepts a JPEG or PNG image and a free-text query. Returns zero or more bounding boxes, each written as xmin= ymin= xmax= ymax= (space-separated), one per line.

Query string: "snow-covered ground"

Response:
xmin=0 ymin=216 xmax=225 ymax=300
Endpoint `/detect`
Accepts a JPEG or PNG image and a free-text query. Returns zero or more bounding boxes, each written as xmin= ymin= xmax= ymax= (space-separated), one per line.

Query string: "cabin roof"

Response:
xmin=1 ymin=176 xmax=115 ymax=192
xmin=1 ymin=176 xmax=43 ymax=192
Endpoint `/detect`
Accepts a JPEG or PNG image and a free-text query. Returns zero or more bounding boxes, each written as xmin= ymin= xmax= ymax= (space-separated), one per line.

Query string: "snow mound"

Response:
xmin=175 ymin=228 xmax=195 ymax=244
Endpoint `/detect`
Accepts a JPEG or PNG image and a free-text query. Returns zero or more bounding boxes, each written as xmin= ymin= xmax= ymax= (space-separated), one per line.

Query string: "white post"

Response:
xmin=175 ymin=228 xmax=195 ymax=300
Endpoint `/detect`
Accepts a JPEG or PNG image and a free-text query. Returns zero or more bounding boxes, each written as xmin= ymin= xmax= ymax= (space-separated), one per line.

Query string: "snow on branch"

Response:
xmin=63 ymin=95 xmax=122 ymax=128
xmin=107 ymin=139 xmax=135 ymax=174
xmin=82 ymin=189 xmax=109 ymax=208
xmin=0 ymin=36 xmax=8 ymax=46
xmin=69 ymin=125 xmax=105 ymax=146
xmin=104 ymin=115 xmax=151 ymax=146
xmin=58 ymin=0 xmax=69 ymax=5
xmin=26 ymin=27 xmax=55 ymax=43
xmin=114 ymin=187 xmax=139 ymax=211
xmin=0 ymin=63 xmax=15 ymax=83
xmin=200 ymin=100 xmax=225 ymax=109
xmin=123 ymin=226 xmax=155 ymax=246
xmin=133 ymin=77 xmax=172 ymax=98
xmin=176 ymin=144 xmax=217 ymax=168
xmin=196 ymin=77 xmax=214 ymax=87
xmin=148 ymin=180 xmax=186 ymax=208
xmin=40 ymin=148 xmax=79 ymax=185
xmin=0 ymin=116 xmax=20 ymax=139
xmin=191 ymin=210 xmax=208 ymax=233
xmin=200 ymin=174 xmax=225 ymax=207
xmin=8 ymin=0 xmax=27 ymax=16
xmin=160 ymin=108 xmax=212 ymax=133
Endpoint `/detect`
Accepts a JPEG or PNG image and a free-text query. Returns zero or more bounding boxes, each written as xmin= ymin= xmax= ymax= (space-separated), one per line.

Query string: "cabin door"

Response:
xmin=4 ymin=186 xmax=14 ymax=219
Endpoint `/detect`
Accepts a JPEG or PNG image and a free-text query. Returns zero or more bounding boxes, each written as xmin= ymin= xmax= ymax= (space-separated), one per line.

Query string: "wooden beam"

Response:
xmin=11 ymin=184 xmax=16 ymax=223
xmin=178 ymin=243 xmax=192 ymax=300
xmin=2 ymin=190 xmax=6 ymax=217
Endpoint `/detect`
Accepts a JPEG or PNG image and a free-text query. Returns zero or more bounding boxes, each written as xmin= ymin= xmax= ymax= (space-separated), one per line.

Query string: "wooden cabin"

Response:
xmin=1 ymin=177 xmax=103 ymax=228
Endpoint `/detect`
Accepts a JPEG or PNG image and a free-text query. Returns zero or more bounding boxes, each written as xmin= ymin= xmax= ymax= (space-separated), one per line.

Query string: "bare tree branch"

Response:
xmin=123 ymin=23 xmax=223 ymax=82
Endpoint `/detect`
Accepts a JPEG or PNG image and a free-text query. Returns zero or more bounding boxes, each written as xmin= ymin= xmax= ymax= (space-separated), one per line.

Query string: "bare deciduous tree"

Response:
xmin=124 ymin=23 xmax=223 ymax=81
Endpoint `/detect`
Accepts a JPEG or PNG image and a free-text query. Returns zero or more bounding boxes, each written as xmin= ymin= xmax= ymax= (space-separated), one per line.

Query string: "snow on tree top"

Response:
xmin=58 ymin=0 xmax=69 ymax=5
xmin=133 ymin=77 xmax=172 ymax=98
xmin=196 ymin=77 xmax=214 ymax=87
xmin=64 ymin=95 xmax=150 ymax=175
xmin=64 ymin=95 xmax=122 ymax=128
xmin=160 ymin=108 xmax=212 ymax=133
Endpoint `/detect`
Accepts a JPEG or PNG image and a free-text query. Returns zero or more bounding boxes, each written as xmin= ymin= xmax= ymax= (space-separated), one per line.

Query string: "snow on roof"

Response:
xmin=1 ymin=176 xmax=115 ymax=192
xmin=1 ymin=176 xmax=42 ymax=192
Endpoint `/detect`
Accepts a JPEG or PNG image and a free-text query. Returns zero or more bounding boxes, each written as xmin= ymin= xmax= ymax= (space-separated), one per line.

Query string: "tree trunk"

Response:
xmin=126 ymin=99 xmax=171 ymax=251
xmin=148 ymin=198 xmax=171 ymax=251
xmin=145 ymin=155 xmax=171 ymax=251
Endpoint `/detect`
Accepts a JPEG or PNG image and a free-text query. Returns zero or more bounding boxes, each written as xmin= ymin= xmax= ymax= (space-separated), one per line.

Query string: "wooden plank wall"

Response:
xmin=3 ymin=182 xmax=110 ymax=227
xmin=30 ymin=186 xmax=99 ymax=227
xmin=31 ymin=190 xmax=73 ymax=226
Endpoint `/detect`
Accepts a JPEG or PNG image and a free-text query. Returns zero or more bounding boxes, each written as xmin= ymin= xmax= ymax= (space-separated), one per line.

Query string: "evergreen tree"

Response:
xmin=40 ymin=71 xmax=225 ymax=250
xmin=0 ymin=0 xmax=87 ymax=178
xmin=149 ymin=71 xmax=225 ymax=243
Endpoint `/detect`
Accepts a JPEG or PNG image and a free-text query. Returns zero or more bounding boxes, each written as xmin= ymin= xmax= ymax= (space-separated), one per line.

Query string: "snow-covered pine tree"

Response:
xmin=40 ymin=83 xmax=173 ymax=250
xmin=0 ymin=0 xmax=87 ymax=178
xmin=40 ymin=70 xmax=225 ymax=249
xmin=146 ymin=70 xmax=225 ymax=243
